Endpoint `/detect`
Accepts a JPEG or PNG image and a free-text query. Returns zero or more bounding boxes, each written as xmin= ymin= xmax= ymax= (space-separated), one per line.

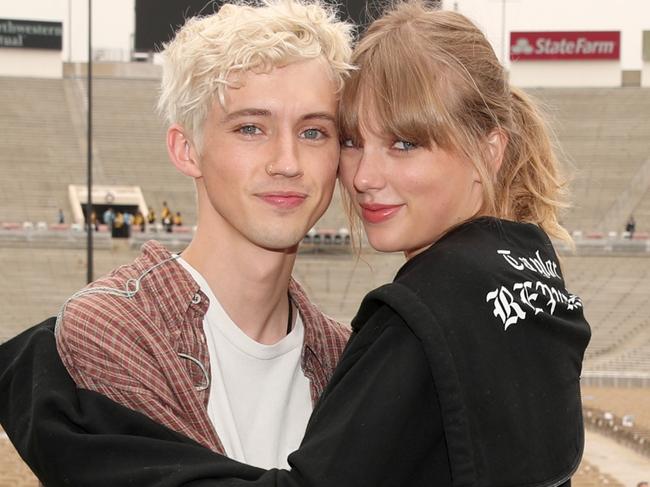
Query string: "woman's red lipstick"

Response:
xmin=359 ymin=203 xmax=403 ymax=223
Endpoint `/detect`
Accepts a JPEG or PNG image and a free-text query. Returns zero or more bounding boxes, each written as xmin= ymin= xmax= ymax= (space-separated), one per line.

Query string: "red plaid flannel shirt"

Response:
xmin=56 ymin=240 xmax=350 ymax=453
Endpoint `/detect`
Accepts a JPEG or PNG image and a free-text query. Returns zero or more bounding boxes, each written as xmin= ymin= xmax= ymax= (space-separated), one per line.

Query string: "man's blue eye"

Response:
xmin=392 ymin=140 xmax=418 ymax=151
xmin=240 ymin=125 xmax=261 ymax=135
xmin=302 ymin=128 xmax=324 ymax=140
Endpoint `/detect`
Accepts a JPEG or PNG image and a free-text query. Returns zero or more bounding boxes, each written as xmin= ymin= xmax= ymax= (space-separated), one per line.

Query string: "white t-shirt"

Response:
xmin=177 ymin=257 xmax=312 ymax=469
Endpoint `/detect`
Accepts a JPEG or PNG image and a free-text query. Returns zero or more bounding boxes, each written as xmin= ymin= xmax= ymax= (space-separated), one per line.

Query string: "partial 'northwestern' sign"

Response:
xmin=0 ymin=19 xmax=63 ymax=50
xmin=510 ymin=31 xmax=620 ymax=61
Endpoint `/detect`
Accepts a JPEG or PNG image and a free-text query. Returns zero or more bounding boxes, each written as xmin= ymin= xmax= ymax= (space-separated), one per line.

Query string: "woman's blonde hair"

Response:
xmin=340 ymin=1 xmax=571 ymax=244
xmin=158 ymin=0 xmax=355 ymax=148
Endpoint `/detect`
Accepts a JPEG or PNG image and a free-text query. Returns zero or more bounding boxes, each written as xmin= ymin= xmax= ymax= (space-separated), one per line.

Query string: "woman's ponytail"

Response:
xmin=497 ymin=86 xmax=572 ymax=244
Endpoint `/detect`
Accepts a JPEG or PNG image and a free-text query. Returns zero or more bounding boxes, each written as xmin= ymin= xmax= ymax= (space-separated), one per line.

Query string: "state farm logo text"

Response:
xmin=510 ymin=31 xmax=620 ymax=61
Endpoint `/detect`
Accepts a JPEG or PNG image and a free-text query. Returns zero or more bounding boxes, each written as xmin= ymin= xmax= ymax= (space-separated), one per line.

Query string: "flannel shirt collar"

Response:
xmin=135 ymin=241 xmax=334 ymax=375
xmin=133 ymin=241 xmax=209 ymax=325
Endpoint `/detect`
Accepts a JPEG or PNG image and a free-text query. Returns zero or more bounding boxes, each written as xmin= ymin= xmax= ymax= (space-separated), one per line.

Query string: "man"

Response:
xmin=50 ymin=0 xmax=353 ymax=469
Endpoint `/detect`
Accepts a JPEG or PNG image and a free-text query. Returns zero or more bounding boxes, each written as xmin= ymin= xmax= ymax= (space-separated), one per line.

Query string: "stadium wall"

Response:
xmin=0 ymin=0 xmax=134 ymax=75
xmin=510 ymin=61 xmax=620 ymax=88
xmin=0 ymin=48 xmax=61 ymax=78
xmin=0 ymin=0 xmax=649 ymax=87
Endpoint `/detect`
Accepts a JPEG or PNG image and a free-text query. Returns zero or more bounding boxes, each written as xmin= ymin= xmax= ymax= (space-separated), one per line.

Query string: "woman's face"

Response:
xmin=339 ymin=120 xmax=484 ymax=259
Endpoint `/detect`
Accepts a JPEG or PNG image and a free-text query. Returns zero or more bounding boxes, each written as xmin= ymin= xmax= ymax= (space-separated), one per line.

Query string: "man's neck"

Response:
xmin=181 ymin=224 xmax=298 ymax=346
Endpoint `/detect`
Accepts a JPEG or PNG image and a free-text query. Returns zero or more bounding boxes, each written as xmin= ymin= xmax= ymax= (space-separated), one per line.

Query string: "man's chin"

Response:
xmin=258 ymin=241 xmax=301 ymax=255
xmin=253 ymin=232 xmax=304 ymax=254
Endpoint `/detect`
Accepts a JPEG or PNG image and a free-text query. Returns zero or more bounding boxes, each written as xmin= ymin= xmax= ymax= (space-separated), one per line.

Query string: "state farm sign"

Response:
xmin=510 ymin=32 xmax=620 ymax=61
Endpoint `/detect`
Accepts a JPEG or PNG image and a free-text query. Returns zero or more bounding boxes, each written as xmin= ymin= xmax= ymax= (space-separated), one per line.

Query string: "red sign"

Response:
xmin=510 ymin=31 xmax=620 ymax=61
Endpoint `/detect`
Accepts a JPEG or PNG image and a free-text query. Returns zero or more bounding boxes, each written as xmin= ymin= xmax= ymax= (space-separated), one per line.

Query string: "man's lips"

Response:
xmin=257 ymin=192 xmax=307 ymax=209
xmin=359 ymin=203 xmax=404 ymax=224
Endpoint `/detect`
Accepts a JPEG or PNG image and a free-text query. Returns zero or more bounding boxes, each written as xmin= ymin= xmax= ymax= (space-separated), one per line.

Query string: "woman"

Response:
xmin=0 ymin=3 xmax=590 ymax=486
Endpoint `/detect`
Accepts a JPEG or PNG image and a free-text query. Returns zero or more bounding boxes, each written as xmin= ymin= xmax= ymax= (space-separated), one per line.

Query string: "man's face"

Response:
xmin=195 ymin=58 xmax=339 ymax=251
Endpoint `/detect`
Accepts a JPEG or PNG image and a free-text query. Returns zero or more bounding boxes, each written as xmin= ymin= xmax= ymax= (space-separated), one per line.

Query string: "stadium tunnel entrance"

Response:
xmin=81 ymin=203 xmax=140 ymax=238
xmin=69 ymin=185 xmax=149 ymax=238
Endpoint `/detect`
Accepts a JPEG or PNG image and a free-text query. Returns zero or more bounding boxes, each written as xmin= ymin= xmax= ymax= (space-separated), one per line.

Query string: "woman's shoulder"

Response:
xmin=395 ymin=217 xmax=555 ymax=284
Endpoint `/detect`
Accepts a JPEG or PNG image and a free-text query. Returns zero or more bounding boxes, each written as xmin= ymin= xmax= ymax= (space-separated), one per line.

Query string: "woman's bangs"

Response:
xmin=338 ymin=70 xmax=363 ymax=143
xmin=340 ymin=37 xmax=456 ymax=149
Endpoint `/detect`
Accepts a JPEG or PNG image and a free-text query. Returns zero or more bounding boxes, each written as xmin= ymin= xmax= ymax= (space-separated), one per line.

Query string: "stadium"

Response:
xmin=0 ymin=0 xmax=649 ymax=485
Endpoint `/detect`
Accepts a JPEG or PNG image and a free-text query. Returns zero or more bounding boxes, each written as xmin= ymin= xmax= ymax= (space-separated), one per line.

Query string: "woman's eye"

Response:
xmin=301 ymin=128 xmax=326 ymax=140
xmin=392 ymin=140 xmax=418 ymax=151
xmin=341 ymin=138 xmax=356 ymax=148
xmin=239 ymin=125 xmax=262 ymax=136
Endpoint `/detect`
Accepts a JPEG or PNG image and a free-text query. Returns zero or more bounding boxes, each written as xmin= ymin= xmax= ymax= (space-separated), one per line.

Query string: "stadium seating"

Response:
xmin=531 ymin=88 xmax=650 ymax=233
xmin=0 ymin=77 xmax=84 ymax=224
xmin=0 ymin=76 xmax=195 ymax=226
xmin=635 ymin=186 xmax=650 ymax=230
xmin=88 ymin=77 xmax=196 ymax=223
xmin=2 ymin=78 xmax=649 ymax=235
xmin=562 ymin=256 xmax=650 ymax=374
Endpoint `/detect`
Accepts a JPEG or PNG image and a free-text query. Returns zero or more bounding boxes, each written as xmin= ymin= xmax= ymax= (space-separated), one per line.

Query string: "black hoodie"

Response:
xmin=0 ymin=218 xmax=590 ymax=487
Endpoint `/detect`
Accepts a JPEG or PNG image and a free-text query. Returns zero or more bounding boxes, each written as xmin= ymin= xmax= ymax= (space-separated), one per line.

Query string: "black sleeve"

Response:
xmin=0 ymin=312 xmax=446 ymax=487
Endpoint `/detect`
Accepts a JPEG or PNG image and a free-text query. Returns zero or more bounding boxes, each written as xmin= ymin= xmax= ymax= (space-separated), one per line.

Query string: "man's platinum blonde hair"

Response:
xmin=157 ymin=0 xmax=355 ymax=146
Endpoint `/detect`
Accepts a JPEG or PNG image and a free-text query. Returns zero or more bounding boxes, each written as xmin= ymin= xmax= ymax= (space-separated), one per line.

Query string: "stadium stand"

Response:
xmin=531 ymin=88 xmax=650 ymax=233
xmin=531 ymin=88 xmax=650 ymax=232
xmin=0 ymin=78 xmax=84 ymax=224
xmin=0 ymin=76 xmax=196 ymax=227
xmin=562 ymin=256 xmax=650 ymax=370
xmin=635 ymin=185 xmax=650 ymax=230
xmin=86 ymin=77 xmax=196 ymax=223
xmin=3 ymin=78 xmax=649 ymax=236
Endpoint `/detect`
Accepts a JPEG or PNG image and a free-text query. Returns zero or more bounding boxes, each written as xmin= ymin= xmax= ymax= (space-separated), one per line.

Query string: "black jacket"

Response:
xmin=0 ymin=218 xmax=590 ymax=486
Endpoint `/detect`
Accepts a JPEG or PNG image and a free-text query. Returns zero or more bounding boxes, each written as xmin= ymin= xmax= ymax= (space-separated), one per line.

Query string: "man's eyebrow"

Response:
xmin=301 ymin=112 xmax=336 ymax=124
xmin=221 ymin=108 xmax=271 ymax=123
xmin=221 ymin=109 xmax=336 ymax=125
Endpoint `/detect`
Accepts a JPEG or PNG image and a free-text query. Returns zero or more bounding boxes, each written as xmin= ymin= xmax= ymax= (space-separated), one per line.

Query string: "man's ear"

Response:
xmin=484 ymin=128 xmax=508 ymax=174
xmin=167 ymin=124 xmax=202 ymax=178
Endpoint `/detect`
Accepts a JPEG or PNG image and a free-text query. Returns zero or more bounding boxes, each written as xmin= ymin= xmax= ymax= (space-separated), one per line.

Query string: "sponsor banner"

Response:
xmin=0 ymin=19 xmax=62 ymax=50
xmin=510 ymin=31 xmax=620 ymax=61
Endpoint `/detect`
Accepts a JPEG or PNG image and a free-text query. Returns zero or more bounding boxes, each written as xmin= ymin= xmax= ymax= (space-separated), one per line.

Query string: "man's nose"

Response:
xmin=266 ymin=133 xmax=303 ymax=178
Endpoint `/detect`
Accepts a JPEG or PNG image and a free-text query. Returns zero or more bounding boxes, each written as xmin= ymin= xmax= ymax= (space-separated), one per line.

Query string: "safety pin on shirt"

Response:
xmin=177 ymin=352 xmax=210 ymax=391
xmin=55 ymin=254 xmax=211 ymax=393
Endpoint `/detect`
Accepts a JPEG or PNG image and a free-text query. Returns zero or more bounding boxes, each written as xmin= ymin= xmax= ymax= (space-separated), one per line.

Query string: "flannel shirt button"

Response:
xmin=191 ymin=293 xmax=202 ymax=305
